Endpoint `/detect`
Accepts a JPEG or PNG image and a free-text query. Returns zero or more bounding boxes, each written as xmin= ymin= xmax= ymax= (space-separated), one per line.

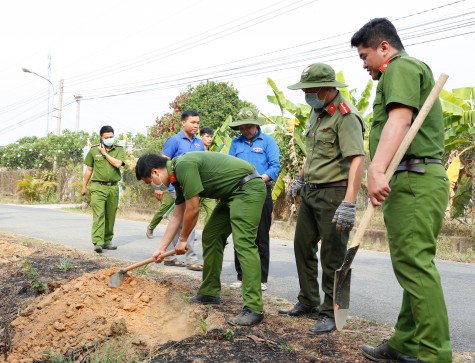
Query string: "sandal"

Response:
xmin=186 ymin=262 xmax=203 ymax=271
xmin=163 ymin=258 xmax=186 ymax=267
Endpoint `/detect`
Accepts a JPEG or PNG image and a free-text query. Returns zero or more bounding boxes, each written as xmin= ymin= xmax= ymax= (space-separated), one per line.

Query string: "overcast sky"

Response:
xmin=1 ymin=0 xmax=473 ymax=146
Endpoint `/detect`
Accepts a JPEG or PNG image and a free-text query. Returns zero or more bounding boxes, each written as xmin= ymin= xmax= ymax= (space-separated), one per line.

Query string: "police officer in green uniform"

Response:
xmin=82 ymin=125 xmax=125 ymax=253
xmin=279 ymin=63 xmax=365 ymax=334
xmin=135 ymin=152 xmax=266 ymax=326
xmin=351 ymin=19 xmax=451 ymax=363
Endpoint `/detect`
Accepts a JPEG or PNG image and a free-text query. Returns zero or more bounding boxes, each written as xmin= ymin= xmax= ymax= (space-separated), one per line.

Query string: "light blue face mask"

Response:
xmin=305 ymin=93 xmax=325 ymax=110
xmin=151 ymin=172 xmax=167 ymax=191
xmin=102 ymin=137 xmax=115 ymax=147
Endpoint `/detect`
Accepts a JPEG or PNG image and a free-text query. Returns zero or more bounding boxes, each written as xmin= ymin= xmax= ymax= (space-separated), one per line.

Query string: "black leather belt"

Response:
xmin=396 ymin=158 xmax=442 ymax=174
xmin=238 ymin=170 xmax=261 ymax=186
xmin=307 ymin=180 xmax=348 ymax=189
xmin=91 ymin=180 xmax=118 ymax=186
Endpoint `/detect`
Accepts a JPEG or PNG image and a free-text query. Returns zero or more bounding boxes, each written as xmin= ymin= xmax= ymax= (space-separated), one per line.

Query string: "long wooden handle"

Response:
xmin=121 ymin=249 xmax=179 ymax=273
xmin=348 ymin=73 xmax=449 ymax=249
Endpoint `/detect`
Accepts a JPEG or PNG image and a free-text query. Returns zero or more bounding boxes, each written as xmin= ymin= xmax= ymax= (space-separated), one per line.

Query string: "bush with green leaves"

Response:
xmin=17 ymin=170 xmax=58 ymax=203
xmin=0 ymin=131 xmax=92 ymax=170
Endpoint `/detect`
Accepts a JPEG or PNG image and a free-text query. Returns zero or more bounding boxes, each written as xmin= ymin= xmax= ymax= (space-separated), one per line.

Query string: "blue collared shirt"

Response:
xmin=162 ymin=130 xmax=205 ymax=190
xmin=162 ymin=130 xmax=205 ymax=158
xmin=229 ymin=128 xmax=280 ymax=181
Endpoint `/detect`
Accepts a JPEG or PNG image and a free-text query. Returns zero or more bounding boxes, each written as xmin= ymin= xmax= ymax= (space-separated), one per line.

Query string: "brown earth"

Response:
xmin=0 ymin=232 xmax=473 ymax=363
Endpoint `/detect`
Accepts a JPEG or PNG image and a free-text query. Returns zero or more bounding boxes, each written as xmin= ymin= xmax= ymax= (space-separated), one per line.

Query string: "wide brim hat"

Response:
xmin=229 ymin=107 xmax=266 ymax=130
xmin=288 ymin=63 xmax=348 ymax=90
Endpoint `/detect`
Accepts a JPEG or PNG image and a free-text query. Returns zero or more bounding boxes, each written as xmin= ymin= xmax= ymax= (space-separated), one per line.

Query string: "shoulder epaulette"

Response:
xmin=338 ymin=103 xmax=351 ymax=115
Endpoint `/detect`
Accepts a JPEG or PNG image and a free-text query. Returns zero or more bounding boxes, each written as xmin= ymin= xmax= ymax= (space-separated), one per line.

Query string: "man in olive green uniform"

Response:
xmin=82 ymin=125 xmax=125 ymax=253
xmin=351 ymin=18 xmax=451 ymax=363
xmin=280 ymin=63 xmax=365 ymax=334
xmin=135 ymin=152 xmax=266 ymax=326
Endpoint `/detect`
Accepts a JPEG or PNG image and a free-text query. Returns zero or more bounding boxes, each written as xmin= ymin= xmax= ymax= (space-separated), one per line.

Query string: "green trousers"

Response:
xmin=384 ymin=165 xmax=452 ymax=363
xmin=294 ymin=185 xmax=348 ymax=317
xmin=199 ymin=178 xmax=266 ymax=313
xmin=90 ymin=183 xmax=119 ymax=246
xmin=149 ymin=190 xmax=175 ymax=230
xmin=199 ymin=197 xmax=216 ymax=225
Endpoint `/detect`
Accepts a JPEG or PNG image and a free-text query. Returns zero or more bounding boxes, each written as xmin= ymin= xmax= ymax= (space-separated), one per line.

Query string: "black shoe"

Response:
xmin=188 ymin=294 xmax=221 ymax=305
xmin=94 ymin=246 xmax=102 ymax=253
xmin=361 ymin=342 xmax=419 ymax=362
xmin=278 ymin=301 xmax=319 ymax=317
xmin=102 ymin=244 xmax=117 ymax=250
xmin=228 ymin=307 xmax=264 ymax=326
xmin=309 ymin=315 xmax=336 ymax=334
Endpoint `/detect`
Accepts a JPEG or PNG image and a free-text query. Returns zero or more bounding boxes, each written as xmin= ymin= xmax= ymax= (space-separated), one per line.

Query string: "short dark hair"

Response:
xmin=200 ymin=127 xmax=214 ymax=136
xmin=135 ymin=154 xmax=168 ymax=180
xmin=99 ymin=125 xmax=114 ymax=135
xmin=351 ymin=18 xmax=404 ymax=50
xmin=181 ymin=109 xmax=200 ymax=121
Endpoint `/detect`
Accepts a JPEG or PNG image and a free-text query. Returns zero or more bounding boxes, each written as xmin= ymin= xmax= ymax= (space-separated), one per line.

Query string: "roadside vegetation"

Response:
xmin=0 ymin=78 xmax=473 ymax=256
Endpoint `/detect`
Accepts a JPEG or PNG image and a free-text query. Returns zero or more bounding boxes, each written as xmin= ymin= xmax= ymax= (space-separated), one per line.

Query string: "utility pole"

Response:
xmin=46 ymin=54 xmax=52 ymax=135
xmin=56 ymin=79 xmax=64 ymax=135
xmin=74 ymin=95 xmax=83 ymax=132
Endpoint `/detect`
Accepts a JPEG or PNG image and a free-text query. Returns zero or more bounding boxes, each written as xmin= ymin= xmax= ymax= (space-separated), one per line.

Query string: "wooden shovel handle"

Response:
xmin=121 ymin=245 xmax=189 ymax=273
xmin=348 ymin=73 xmax=449 ymax=249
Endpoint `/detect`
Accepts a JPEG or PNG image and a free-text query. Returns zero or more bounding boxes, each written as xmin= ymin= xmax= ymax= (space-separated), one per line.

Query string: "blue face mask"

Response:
xmin=102 ymin=137 xmax=115 ymax=147
xmin=151 ymin=172 xmax=167 ymax=191
xmin=305 ymin=93 xmax=325 ymax=110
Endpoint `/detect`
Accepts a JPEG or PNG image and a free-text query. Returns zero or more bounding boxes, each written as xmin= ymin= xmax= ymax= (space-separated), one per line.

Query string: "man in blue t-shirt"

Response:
xmin=228 ymin=108 xmax=280 ymax=292
xmin=149 ymin=109 xmax=205 ymax=271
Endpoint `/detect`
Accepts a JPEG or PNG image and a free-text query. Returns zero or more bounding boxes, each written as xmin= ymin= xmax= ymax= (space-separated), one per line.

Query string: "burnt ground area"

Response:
xmin=1 ymin=232 xmax=472 ymax=363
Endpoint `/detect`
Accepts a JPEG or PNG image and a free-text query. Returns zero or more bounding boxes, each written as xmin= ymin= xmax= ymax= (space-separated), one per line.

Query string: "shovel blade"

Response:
xmin=333 ymin=267 xmax=352 ymax=331
xmin=109 ymin=270 xmax=127 ymax=288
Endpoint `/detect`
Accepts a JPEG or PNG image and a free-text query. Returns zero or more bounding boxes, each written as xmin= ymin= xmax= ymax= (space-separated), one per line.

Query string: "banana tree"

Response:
xmin=440 ymin=87 xmax=475 ymax=219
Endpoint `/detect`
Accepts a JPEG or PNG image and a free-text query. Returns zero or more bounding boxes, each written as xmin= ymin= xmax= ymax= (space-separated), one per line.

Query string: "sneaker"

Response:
xmin=261 ymin=283 xmax=267 ymax=291
xmin=229 ymin=281 xmax=242 ymax=289
xmin=102 ymin=244 xmax=117 ymax=250
xmin=360 ymin=342 xmax=419 ymax=362
xmin=228 ymin=307 xmax=264 ymax=326
xmin=309 ymin=315 xmax=336 ymax=334
xmin=94 ymin=246 xmax=102 ymax=253
xmin=146 ymin=227 xmax=154 ymax=239
xmin=187 ymin=294 xmax=221 ymax=305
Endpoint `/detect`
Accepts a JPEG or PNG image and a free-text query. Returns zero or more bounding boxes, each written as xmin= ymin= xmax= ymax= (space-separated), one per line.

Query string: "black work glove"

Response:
xmin=288 ymin=175 xmax=305 ymax=197
xmin=332 ymin=201 xmax=356 ymax=233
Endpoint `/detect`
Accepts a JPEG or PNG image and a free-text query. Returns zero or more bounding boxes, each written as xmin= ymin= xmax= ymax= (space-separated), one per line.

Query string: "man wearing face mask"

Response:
xmin=82 ymin=125 xmax=125 ymax=253
xmin=278 ymin=63 xmax=365 ymax=334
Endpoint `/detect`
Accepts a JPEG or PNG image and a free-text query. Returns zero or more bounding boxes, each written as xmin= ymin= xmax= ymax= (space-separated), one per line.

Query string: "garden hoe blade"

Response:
xmin=109 ymin=249 xmax=178 ymax=288
xmin=333 ymin=73 xmax=449 ymax=331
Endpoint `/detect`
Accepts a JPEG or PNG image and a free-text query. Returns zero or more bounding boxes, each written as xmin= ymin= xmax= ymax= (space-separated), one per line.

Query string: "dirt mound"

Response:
xmin=5 ymin=266 xmax=225 ymax=362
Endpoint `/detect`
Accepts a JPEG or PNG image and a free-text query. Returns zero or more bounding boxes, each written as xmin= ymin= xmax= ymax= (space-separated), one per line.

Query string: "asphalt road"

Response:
xmin=0 ymin=203 xmax=473 ymax=353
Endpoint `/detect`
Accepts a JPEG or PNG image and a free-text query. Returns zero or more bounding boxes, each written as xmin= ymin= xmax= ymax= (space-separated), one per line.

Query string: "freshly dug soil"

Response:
xmin=1 ymin=232 xmax=472 ymax=363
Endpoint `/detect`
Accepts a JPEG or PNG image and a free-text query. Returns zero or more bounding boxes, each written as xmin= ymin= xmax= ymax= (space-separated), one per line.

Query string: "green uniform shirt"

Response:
xmin=304 ymin=92 xmax=365 ymax=184
xmin=170 ymin=152 xmax=255 ymax=205
xmin=84 ymin=144 xmax=125 ymax=182
xmin=370 ymin=51 xmax=445 ymax=160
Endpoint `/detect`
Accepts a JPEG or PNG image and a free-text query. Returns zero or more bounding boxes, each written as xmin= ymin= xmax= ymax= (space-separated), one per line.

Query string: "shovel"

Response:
xmin=109 ymin=248 xmax=182 ymax=288
xmin=333 ymin=73 xmax=449 ymax=331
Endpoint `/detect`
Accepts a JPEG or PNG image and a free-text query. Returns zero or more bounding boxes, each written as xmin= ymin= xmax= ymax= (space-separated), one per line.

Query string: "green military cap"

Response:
xmin=229 ymin=107 xmax=265 ymax=130
xmin=288 ymin=63 xmax=348 ymax=90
